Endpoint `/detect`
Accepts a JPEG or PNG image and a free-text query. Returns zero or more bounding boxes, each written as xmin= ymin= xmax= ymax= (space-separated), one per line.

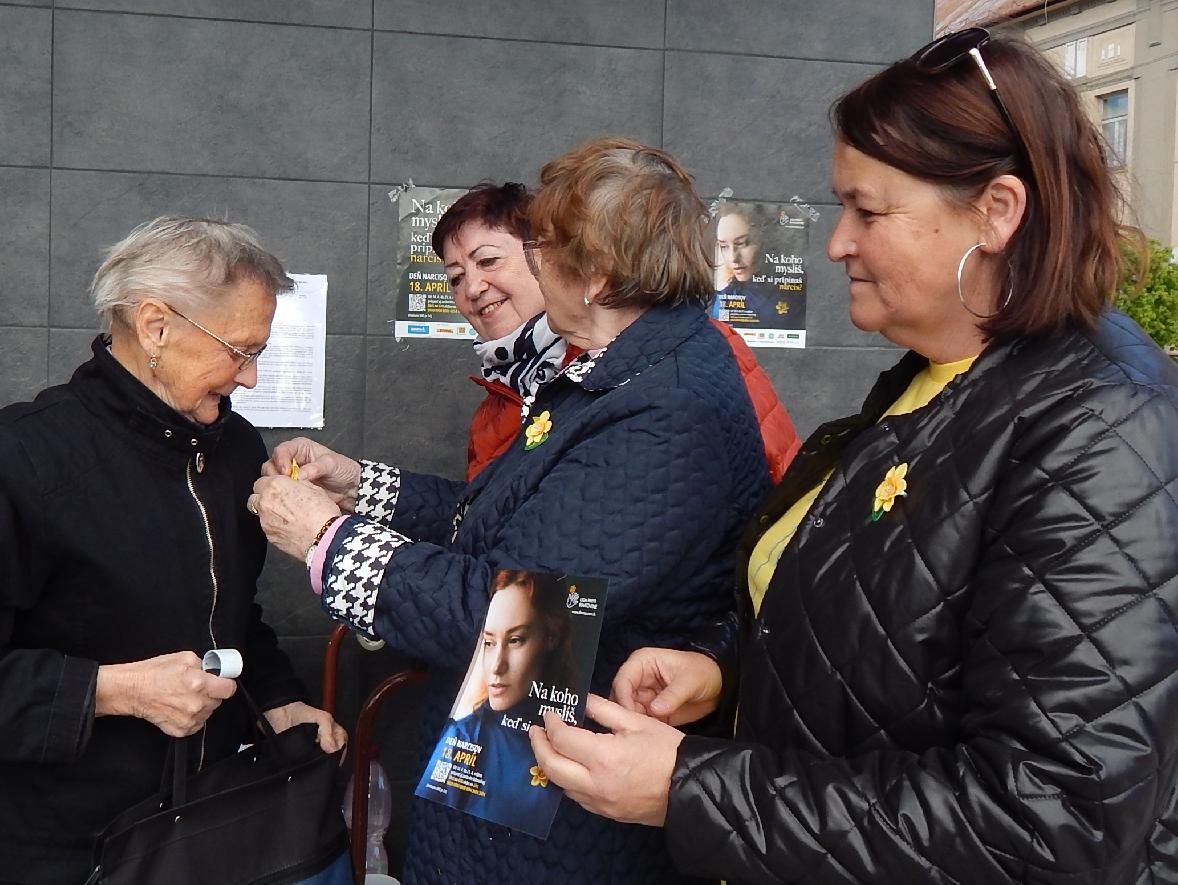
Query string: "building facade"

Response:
xmin=939 ymin=0 xmax=1178 ymax=248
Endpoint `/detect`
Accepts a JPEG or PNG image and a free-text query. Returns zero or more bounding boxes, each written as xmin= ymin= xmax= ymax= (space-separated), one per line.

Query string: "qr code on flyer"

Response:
xmin=429 ymin=759 xmax=452 ymax=784
xmin=409 ymin=293 xmax=426 ymax=312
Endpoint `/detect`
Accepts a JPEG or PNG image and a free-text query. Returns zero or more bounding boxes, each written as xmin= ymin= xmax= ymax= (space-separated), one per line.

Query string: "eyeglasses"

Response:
xmin=522 ymin=240 xmax=543 ymax=280
xmin=166 ymin=305 xmax=266 ymax=370
xmin=911 ymin=27 xmax=1028 ymax=167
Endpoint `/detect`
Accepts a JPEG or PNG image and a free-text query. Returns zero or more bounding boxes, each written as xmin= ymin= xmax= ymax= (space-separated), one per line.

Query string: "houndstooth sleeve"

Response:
xmin=355 ymin=459 xmax=400 ymax=524
xmin=320 ymin=518 xmax=412 ymax=639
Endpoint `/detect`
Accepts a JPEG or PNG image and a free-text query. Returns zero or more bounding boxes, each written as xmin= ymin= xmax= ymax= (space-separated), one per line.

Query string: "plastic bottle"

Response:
xmin=342 ymin=747 xmax=393 ymax=876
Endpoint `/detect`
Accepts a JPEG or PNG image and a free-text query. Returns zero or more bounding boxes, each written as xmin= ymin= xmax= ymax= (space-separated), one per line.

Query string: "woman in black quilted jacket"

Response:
xmin=533 ymin=30 xmax=1178 ymax=885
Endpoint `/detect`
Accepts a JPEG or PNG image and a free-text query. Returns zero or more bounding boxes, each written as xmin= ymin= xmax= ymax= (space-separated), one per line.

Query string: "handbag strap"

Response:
xmin=166 ymin=683 xmax=286 ymax=810
xmin=236 ymin=682 xmax=281 ymax=744
xmin=173 ymin=735 xmax=189 ymax=807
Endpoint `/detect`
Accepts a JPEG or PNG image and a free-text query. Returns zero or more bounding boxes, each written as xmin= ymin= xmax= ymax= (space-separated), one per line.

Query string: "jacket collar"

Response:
xmin=70 ymin=335 xmax=231 ymax=457
xmin=574 ymin=303 xmax=708 ymax=392
xmin=794 ymin=333 xmax=1025 ymax=467
xmin=737 ymin=334 xmax=1027 ymax=572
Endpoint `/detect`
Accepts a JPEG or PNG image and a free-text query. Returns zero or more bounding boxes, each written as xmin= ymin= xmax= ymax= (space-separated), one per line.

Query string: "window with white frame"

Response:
xmin=1100 ymin=41 xmax=1122 ymax=62
xmin=1100 ymin=90 xmax=1128 ymax=167
xmin=1061 ymin=38 xmax=1088 ymax=78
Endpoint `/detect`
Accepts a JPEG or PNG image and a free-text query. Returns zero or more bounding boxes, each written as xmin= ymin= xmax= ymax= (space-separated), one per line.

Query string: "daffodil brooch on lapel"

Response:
xmin=529 ymin=765 xmax=549 ymax=788
xmin=524 ymin=410 xmax=553 ymax=450
xmin=871 ymin=462 xmax=908 ymax=521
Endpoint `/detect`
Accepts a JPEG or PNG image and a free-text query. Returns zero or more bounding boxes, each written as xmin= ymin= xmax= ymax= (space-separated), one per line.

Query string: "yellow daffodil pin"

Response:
xmin=529 ymin=764 xmax=549 ymax=788
xmin=871 ymin=462 xmax=908 ymax=521
xmin=524 ymin=410 xmax=553 ymax=450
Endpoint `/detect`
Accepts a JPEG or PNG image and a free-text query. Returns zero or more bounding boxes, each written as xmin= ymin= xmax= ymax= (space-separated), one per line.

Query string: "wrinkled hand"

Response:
xmin=248 ymin=475 xmax=341 ymax=562
xmin=263 ymin=701 xmax=348 ymax=754
xmin=612 ymin=648 xmax=722 ymax=726
xmin=529 ymin=694 xmax=683 ymax=826
xmin=262 ymin=438 xmax=361 ymax=512
xmin=95 ymin=651 xmax=237 ymax=737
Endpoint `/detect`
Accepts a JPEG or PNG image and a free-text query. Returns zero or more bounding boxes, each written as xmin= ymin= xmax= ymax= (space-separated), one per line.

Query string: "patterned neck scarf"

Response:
xmin=474 ymin=313 xmax=567 ymax=402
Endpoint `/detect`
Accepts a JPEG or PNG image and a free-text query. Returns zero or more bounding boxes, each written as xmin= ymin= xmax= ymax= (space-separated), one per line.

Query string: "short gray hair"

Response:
xmin=90 ymin=216 xmax=294 ymax=331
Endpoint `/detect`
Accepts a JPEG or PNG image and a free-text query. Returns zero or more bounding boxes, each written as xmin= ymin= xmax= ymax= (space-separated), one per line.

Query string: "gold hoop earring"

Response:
xmin=148 ymin=355 xmax=159 ymax=369
xmin=956 ymin=242 xmax=1014 ymax=320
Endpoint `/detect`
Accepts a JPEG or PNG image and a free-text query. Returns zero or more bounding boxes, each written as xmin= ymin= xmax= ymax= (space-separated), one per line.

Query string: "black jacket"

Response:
xmin=0 ymin=338 xmax=305 ymax=885
xmin=667 ymin=312 xmax=1178 ymax=884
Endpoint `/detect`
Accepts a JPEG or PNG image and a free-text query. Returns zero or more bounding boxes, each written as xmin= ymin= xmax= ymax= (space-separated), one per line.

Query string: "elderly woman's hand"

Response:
xmin=95 ymin=651 xmax=237 ymax=737
xmin=248 ymin=475 xmax=341 ymax=562
xmin=262 ymin=437 xmax=361 ymax=512
xmin=263 ymin=701 xmax=348 ymax=754
xmin=612 ymin=647 xmax=723 ymax=726
xmin=529 ymin=694 xmax=684 ymax=826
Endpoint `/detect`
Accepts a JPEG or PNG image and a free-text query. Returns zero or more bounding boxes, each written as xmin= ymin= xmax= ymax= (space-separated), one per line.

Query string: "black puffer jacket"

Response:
xmin=0 ymin=338 xmax=306 ymax=885
xmin=667 ymin=312 xmax=1178 ymax=884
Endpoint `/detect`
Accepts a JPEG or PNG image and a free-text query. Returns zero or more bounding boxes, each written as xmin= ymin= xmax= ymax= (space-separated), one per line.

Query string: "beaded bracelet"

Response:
xmin=304 ymin=515 xmax=341 ymax=568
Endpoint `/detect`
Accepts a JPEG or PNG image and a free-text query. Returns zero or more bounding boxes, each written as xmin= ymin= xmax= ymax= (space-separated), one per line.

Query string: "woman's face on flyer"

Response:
xmin=482 ymin=583 xmax=548 ymax=711
xmin=716 ymin=213 xmax=760 ymax=282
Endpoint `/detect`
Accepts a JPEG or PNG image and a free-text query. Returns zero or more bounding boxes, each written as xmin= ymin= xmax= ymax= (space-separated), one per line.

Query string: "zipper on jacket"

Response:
xmin=186 ymin=455 xmax=220 ymax=770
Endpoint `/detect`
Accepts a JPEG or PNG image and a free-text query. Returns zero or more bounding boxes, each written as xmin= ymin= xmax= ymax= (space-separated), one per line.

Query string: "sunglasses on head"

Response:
xmin=911 ymin=28 xmax=1029 ymax=169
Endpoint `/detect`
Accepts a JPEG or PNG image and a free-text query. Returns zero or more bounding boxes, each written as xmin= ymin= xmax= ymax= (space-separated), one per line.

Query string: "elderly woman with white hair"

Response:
xmin=0 ymin=216 xmax=345 ymax=885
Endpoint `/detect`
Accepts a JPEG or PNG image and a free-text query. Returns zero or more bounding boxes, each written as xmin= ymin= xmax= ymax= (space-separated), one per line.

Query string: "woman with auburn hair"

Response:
xmin=250 ymin=138 xmax=772 ymax=882
xmin=451 ymin=569 xmax=577 ymax=719
xmin=533 ymin=31 xmax=1178 ymax=885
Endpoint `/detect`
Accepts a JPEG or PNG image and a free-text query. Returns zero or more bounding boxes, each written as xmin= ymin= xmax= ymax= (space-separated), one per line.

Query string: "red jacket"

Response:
xmin=466 ymin=319 xmax=799 ymax=483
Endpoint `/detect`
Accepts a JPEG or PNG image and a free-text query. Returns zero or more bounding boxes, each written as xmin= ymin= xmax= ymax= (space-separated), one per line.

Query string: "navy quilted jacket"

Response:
xmin=320 ymin=303 xmax=770 ymax=883
xmin=667 ymin=312 xmax=1178 ymax=884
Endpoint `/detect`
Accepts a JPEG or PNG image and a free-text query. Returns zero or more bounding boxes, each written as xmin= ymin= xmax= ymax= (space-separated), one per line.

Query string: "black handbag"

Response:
xmin=85 ymin=688 xmax=347 ymax=885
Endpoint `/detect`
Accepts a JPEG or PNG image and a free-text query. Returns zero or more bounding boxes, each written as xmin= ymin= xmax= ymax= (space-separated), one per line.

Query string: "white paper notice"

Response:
xmin=232 ymin=273 xmax=327 ymax=429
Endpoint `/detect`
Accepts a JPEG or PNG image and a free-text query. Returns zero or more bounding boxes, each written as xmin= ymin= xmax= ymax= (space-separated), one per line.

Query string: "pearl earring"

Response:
xmin=148 ymin=355 xmax=159 ymax=369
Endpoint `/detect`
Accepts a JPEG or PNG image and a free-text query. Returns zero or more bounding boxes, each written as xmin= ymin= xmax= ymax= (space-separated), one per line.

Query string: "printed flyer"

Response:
xmin=393 ymin=185 xmax=475 ymax=340
xmin=415 ymin=569 xmax=608 ymax=839
xmin=710 ymin=198 xmax=809 ymax=348
xmin=232 ymin=273 xmax=327 ymax=428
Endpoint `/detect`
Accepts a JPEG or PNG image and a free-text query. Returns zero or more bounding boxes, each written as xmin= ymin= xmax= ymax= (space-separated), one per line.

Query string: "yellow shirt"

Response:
xmin=747 ymin=355 xmax=977 ymax=615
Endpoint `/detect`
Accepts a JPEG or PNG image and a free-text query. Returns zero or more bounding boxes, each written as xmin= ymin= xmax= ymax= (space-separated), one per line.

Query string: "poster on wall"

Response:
xmin=415 ymin=569 xmax=608 ymax=839
xmin=710 ymin=199 xmax=809 ymax=348
xmin=392 ymin=186 xmax=475 ymax=340
xmin=233 ymin=273 xmax=327 ymax=428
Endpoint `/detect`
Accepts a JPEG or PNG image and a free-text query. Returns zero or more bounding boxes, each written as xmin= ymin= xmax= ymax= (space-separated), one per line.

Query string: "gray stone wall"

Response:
xmin=0 ymin=0 xmax=932 ymax=870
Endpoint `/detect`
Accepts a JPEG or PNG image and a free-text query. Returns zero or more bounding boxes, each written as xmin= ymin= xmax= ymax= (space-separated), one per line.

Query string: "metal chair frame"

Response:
xmin=321 ymin=624 xmax=426 ymax=884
